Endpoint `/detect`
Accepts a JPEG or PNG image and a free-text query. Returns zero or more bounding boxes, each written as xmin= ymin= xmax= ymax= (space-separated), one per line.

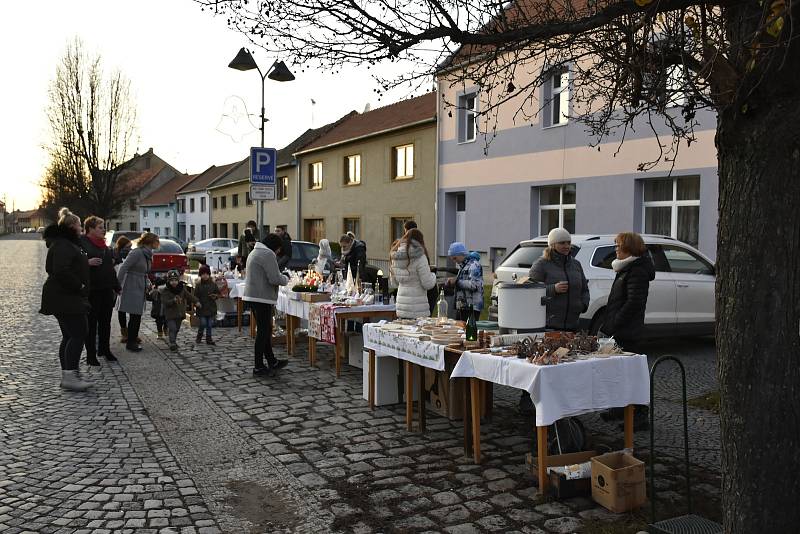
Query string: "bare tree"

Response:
xmin=196 ymin=1 xmax=799 ymax=532
xmin=43 ymin=37 xmax=138 ymax=219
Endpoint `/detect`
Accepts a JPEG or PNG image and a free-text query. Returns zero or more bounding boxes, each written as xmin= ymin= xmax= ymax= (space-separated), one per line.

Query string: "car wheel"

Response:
xmin=589 ymin=308 xmax=606 ymax=335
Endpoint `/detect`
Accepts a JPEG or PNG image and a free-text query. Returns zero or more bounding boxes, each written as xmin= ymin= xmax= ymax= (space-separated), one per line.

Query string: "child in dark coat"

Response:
xmin=149 ymin=279 xmax=167 ymax=339
xmin=160 ymin=270 xmax=199 ymax=351
xmin=194 ymin=265 xmax=220 ymax=345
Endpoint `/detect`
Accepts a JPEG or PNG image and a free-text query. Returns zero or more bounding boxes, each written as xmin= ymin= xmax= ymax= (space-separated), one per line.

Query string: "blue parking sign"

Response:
xmin=250 ymin=147 xmax=277 ymax=185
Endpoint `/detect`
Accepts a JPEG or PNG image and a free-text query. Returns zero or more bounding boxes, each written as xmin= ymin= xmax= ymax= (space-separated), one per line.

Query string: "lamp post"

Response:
xmin=228 ymin=47 xmax=295 ymax=238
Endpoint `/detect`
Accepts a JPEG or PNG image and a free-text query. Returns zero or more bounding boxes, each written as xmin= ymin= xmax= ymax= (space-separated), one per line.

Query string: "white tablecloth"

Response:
xmin=276 ymin=290 xmax=309 ymax=319
xmin=451 ymin=351 xmax=650 ymax=426
xmin=363 ymin=323 xmax=447 ymax=371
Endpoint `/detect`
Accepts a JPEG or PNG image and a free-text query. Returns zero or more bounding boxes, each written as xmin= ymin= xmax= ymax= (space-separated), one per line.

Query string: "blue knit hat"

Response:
xmin=448 ymin=242 xmax=468 ymax=256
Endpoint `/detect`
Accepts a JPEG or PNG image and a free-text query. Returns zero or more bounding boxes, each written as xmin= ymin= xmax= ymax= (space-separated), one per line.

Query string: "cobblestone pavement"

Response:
xmin=1 ymin=233 xmax=722 ymax=533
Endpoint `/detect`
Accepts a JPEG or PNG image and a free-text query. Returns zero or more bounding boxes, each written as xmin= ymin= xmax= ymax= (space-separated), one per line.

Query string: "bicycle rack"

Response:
xmin=647 ymin=355 xmax=722 ymax=534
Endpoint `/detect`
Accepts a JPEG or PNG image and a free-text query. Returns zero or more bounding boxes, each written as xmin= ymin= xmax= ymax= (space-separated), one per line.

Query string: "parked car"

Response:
xmin=489 ymin=234 xmax=716 ymax=337
xmin=37 ymin=226 xmax=45 ymax=233
xmin=104 ymin=230 xmax=143 ymax=247
xmin=226 ymin=240 xmax=323 ymax=272
xmin=160 ymin=235 xmax=188 ymax=252
xmin=186 ymin=238 xmax=239 ymax=261
xmin=132 ymin=238 xmax=189 ymax=283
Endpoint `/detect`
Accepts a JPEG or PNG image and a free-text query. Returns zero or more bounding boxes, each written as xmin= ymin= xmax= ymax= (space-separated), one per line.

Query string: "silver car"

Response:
xmin=186 ymin=238 xmax=239 ymax=261
xmin=490 ymin=234 xmax=716 ymax=337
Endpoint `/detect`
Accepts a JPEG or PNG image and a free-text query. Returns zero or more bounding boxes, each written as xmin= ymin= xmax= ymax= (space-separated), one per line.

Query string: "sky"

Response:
xmin=0 ymin=0 xmax=426 ymax=211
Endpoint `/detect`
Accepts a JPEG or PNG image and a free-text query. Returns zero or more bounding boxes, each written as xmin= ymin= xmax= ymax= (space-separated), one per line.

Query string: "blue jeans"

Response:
xmin=197 ymin=316 xmax=213 ymax=338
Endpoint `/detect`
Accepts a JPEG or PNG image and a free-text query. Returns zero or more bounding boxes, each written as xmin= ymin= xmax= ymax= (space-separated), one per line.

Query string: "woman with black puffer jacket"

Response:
xmin=40 ymin=208 xmax=93 ymax=391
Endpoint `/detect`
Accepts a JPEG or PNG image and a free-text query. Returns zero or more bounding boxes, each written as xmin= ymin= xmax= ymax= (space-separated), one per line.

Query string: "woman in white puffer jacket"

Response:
xmin=389 ymin=229 xmax=437 ymax=319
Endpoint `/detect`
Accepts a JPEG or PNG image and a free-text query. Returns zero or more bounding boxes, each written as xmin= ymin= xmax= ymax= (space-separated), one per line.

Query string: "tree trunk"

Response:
xmin=717 ymin=7 xmax=800 ymax=532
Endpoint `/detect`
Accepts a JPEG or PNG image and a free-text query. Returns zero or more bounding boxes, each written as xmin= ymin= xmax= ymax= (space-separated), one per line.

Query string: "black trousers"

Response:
xmin=86 ymin=289 xmax=115 ymax=357
xmin=118 ymin=311 xmax=127 ymax=330
xmin=126 ymin=314 xmax=142 ymax=349
xmin=250 ymin=302 xmax=276 ymax=369
xmin=56 ymin=314 xmax=88 ymax=370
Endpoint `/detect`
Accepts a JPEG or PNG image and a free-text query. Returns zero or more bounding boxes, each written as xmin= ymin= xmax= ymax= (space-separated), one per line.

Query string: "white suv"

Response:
xmin=489 ymin=235 xmax=716 ymax=337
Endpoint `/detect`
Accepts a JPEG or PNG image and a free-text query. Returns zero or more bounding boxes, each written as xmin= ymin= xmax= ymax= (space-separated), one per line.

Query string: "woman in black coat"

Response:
xmin=80 ymin=216 xmax=121 ymax=365
xmin=39 ymin=208 xmax=92 ymax=391
xmin=600 ymin=231 xmax=655 ymax=429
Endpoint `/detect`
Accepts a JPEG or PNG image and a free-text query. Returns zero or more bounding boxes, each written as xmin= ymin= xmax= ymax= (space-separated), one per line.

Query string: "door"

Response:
xmin=662 ymin=245 xmax=716 ymax=332
xmin=304 ymin=219 xmax=326 ymax=244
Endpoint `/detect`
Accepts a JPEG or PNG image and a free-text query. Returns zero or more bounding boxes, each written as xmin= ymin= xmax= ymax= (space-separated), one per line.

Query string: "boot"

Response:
xmin=60 ymin=370 xmax=92 ymax=391
xmin=205 ymin=335 xmax=215 ymax=346
xmin=196 ymin=331 xmax=203 ymax=343
xmin=86 ymin=354 xmax=101 ymax=367
xmin=157 ymin=327 xmax=164 ymax=339
xmin=120 ymin=327 xmax=128 ymax=344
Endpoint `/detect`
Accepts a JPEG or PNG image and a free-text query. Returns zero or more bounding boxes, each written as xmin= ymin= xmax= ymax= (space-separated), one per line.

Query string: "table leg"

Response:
xmin=308 ymin=336 xmax=316 ymax=367
xmin=463 ymin=378 xmax=472 ymax=456
xmin=335 ymin=318 xmax=344 ymax=377
xmin=368 ymin=349 xmax=376 ymax=410
xmin=405 ymin=361 xmax=413 ymax=432
xmin=285 ymin=315 xmax=292 ymax=354
xmin=237 ymin=298 xmax=242 ymax=332
xmin=470 ymin=378 xmax=481 ymax=464
xmin=418 ymin=364 xmax=426 ymax=432
xmin=537 ymin=426 xmax=548 ymax=495
xmin=624 ymin=404 xmax=635 ymax=449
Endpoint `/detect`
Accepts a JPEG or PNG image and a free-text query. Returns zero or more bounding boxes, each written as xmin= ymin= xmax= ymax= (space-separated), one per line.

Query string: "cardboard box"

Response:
xmin=526 ymin=450 xmax=597 ymax=487
xmin=591 ymin=452 xmax=646 ymax=513
xmin=424 ymin=365 xmax=486 ymax=420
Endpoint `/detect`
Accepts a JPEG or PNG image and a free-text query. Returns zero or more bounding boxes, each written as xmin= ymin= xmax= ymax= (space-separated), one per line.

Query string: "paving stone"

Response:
xmin=543 ymin=516 xmax=582 ymax=533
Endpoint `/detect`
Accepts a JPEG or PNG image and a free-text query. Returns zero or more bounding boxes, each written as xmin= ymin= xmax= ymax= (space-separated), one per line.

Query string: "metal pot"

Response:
xmin=497 ymin=281 xmax=547 ymax=332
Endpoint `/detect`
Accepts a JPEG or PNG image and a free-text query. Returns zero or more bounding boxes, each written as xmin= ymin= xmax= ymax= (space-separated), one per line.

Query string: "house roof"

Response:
xmin=277 ymin=117 xmax=356 ymax=168
xmin=297 ymin=93 xmax=437 ymax=154
xmin=207 ymin=158 xmax=249 ymax=190
xmin=177 ymin=162 xmax=241 ymax=194
xmin=117 ymin=162 xmax=168 ymax=197
xmin=139 ymin=174 xmax=196 ymax=207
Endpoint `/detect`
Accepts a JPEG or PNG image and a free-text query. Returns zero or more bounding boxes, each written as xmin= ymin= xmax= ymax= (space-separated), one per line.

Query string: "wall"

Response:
xmin=209 ymin=180 xmax=256 ymax=240
xmin=263 ymin=164 xmax=299 ymax=238
xmin=297 ymin=122 xmax=437 ymax=261
xmin=183 ymin=190 xmax=210 ymax=243
xmin=140 ymin=203 xmax=176 ymax=237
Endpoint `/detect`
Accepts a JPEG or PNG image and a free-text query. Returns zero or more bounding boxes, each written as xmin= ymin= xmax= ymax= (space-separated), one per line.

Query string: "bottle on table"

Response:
xmin=436 ymin=289 xmax=448 ymax=324
xmin=465 ymin=305 xmax=478 ymax=342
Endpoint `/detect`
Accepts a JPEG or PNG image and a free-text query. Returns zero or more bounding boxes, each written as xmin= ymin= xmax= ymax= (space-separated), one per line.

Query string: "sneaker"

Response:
xmin=271 ymin=359 xmax=289 ymax=370
xmin=169 ymin=344 xmax=178 ymax=352
xmin=60 ymin=370 xmax=92 ymax=391
xmin=253 ymin=366 xmax=276 ymax=377
xmin=126 ymin=345 xmax=143 ymax=353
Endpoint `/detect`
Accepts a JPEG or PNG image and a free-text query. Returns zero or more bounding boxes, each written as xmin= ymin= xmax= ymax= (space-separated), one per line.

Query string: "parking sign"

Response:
xmin=250 ymin=147 xmax=277 ymax=185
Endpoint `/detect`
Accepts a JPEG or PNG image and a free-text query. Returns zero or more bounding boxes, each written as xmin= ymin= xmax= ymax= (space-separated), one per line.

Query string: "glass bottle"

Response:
xmin=465 ymin=305 xmax=478 ymax=342
xmin=436 ymin=289 xmax=448 ymax=324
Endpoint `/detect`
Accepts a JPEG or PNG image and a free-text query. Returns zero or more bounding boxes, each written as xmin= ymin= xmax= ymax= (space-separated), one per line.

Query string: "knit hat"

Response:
xmin=547 ymin=228 xmax=571 ymax=247
xmin=448 ymin=242 xmax=468 ymax=257
xmin=198 ymin=264 xmax=211 ymax=276
xmin=167 ymin=270 xmax=180 ymax=281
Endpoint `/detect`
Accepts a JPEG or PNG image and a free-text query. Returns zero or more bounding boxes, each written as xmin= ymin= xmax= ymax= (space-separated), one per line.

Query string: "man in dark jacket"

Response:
xmin=237 ymin=220 xmax=258 ymax=264
xmin=275 ymin=226 xmax=293 ymax=270
xmin=80 ymin=216 xmax=122 ymax=365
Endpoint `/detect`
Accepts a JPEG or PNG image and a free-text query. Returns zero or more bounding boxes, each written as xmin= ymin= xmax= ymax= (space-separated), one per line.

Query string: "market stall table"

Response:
xmin=450 ymin=349 xmax=650 ymax=494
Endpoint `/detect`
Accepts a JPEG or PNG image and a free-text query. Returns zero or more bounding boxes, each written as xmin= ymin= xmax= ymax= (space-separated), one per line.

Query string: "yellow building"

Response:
xmin=207 ymin=158 xmax=254 ymax=240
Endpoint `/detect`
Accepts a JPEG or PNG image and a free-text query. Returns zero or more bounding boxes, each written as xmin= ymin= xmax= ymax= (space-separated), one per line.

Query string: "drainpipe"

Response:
xmin=434 ymin=82 xmax=441 ymax=269
xmin=295 ymin=160 xmax=302 ymax=238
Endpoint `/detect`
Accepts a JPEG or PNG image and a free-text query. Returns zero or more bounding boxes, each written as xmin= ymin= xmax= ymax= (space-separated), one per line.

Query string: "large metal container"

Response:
xmin=497 ymin=281 xmax=547 ymax=331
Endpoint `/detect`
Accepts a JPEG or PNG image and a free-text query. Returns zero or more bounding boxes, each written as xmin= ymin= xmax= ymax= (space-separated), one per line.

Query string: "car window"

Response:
xmin=663 ymin=245 xmax=714 ymax=275
xmin=293 ymin=243 xmax=319 ymax=262
xmin=154 ymin=241 xmax=183 ymax=254
xmin=211 ymin=240 xmax=227 ymax=248
xmin=501 ymin=245 xmax=546 ymax=269
xmin=591 ymin=244 xmax=670 ymax=272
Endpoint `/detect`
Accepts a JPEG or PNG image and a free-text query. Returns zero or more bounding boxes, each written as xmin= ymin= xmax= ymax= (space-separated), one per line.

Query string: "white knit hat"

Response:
xmin=547 ymin=227 xmax=571 ymax=246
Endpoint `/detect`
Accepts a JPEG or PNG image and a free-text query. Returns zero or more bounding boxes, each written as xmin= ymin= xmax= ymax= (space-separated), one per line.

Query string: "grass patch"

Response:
xmin=688 ymin=390 xmax=720 ymax=414
xmin=189 ymin=259 xmax=200 ymax=270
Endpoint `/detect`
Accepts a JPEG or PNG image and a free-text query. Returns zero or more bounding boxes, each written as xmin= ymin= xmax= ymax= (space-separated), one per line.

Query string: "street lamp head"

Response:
xmin=228 ymin=47 xmax=258 ymax=71
xmin=268 ymin=61 xmax=295 ymax=82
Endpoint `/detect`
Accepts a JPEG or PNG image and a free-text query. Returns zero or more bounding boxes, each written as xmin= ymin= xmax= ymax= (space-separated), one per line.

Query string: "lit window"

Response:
xmin=457 ymin=92 xmax=478 ymax=143
xmin=309 ymin=162 xmax=323 ymax=190
xmin=345 ymin=155 xmax=361 ymax=185
xmin=394 ymin=144 xmax=414 ymax=179
xmin=543 ymin=66 xmax=570 ymax=127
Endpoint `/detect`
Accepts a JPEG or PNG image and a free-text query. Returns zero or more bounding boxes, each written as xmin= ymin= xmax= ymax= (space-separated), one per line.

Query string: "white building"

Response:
xmin=175 ymin=162 xmax=239 ymax=243
xmin=139 ymin=174 xmax=194 ymax=238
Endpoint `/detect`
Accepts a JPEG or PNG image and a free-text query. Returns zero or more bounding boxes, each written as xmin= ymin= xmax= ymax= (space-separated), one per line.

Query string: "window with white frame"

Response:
xmin=345 ymin=155 xmax=361 ymax=185
xmin=142 ymin=209 xmax=148 ymax=217
xmin=457 ymin=91 xmax=478 ymax=143
xmin=394 ymin=144 xmax=414 ymax=179
xmin=309 ymin=162 xmax=323 ymax=190
xmin=643 ymin=176 xmax=700 ymax=247
xmin=543 ymin=66 xmax=570 ymax=127
xmin=538 ymin=184 xmax=576 ymax=234
xmin=155 ymin=211 xmax=159 ymax=218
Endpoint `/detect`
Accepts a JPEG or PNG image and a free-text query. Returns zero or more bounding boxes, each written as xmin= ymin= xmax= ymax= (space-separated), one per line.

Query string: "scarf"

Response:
xmin=88 ymin=235 xmax=107 ymax=249
xmin=612 ymin=255 xmax=639 ymax=272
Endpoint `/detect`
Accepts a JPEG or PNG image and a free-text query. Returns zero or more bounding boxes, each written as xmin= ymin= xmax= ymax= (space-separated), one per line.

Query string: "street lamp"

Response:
xmin=228 ymin=47 xmax=295 ymax=233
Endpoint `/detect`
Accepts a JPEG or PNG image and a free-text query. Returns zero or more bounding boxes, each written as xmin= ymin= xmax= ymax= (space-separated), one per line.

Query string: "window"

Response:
xmin=394 ymin=144 xmax=414 ymax=179
xmin=662 ymin=245 xmax=713 ymax=275
xmin=232 ymin=194 xmax=239 ymax=208
xmin=221 ymin=196 xmax=227 ymax=209
xmin=115 ymin=222 xmax=122 ymax=231
xmin=344 ymin=155 xmax=361 ymax=185
xmin=190 ymin=225 xmax=195 ymax=241
xmin=391 ymin=217 xmax=413 ymax=244
xmin=212 ymin=223 xmax=217 ymax=238
xmin=165 ymin=211 xmax=170 ymax=217
xmin=190 ymin=198 xmax=195 ymax=213
xmin=538 ymin=184 xmax=576 ymax=234
xmin=457 ymin=91 xmax=478 ymax=143
xmin=201 ymin=225 xmax=207 ymax=240
xmin=200 ymin=197 xmax=206 ymax=212
xmin=343 ymin=217 xmax=361 ymax=237
xmin=220 ymin=224 xmax=228 ymax=238
xmin=129 ymin=199 xmax=136 ymax=211
xmin=592 ymin=244 xmax=671 ymax=272
xmin=213 ymin=197 xmax=218 ymax=209
xmin=154 ymin=211 xmax=159 ymax=218
xmin=456 ymin=193 xmax=466 ymax=244
xmin=246 ymin=191 xmax=253 ymax=205
xmin=154 ymin=227 xmax=160 ymax=235
xmin=543 ymin=66 xmax=570 ymax=127
xmin=142 ymin=209 xmax=148 ymax=218
xmin=309 ymin=162 xmax=323 ymax=190
xmin=304 ymin=218 xmax=325 ymax=243
xmin=232 ymin=223 xmax=239 ymax=238
xmin=278 ymin=177 xmax=289 ymax=200
xmin=643 ymin=176 xmax=700 ymax=247
xmin=130 ymin=222 xmax=137 ymax=231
